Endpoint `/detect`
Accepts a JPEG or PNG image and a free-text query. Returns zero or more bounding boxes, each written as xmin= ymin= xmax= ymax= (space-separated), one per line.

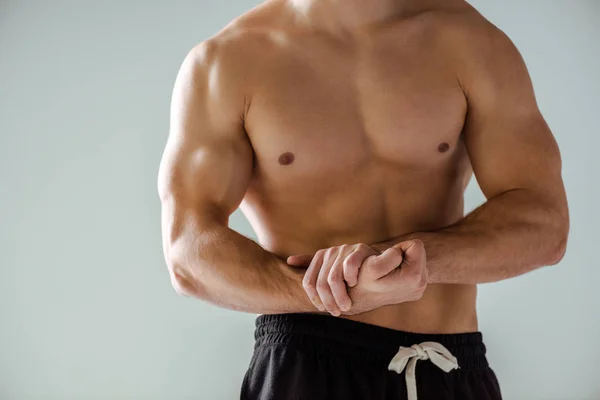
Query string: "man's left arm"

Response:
xmin=373 ymin=26 xmax=569 ymax=284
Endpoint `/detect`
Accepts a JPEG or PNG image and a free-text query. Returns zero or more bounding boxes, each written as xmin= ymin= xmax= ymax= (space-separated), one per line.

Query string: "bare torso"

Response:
xmin=222 ymin=0 xmax=481 ymax=333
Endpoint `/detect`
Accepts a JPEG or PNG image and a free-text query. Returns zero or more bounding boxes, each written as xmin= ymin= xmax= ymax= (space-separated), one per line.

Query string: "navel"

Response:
xmin=438 ymin=142 xmax=450 ymax=153
xmin=278 ymin=151 xmax=295 ymax=165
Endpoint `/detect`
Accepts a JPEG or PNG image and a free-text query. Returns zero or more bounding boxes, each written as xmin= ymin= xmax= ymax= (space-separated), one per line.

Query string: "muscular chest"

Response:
xmin=244 ymin=32 xmax=467 ymax=186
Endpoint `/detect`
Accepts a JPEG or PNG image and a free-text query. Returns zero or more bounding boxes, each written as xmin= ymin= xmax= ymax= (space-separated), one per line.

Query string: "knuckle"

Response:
xmin=357 ymin=243 xmax=369 ymax=251
xmin=326 ymin=276 xmax=335 ymax=286
xmin=342 ymin=257 xmax=351 ymax=269
xmin=302 ymin=276 xmax=314 ymax=289
xmin=412 ymin=239 xmax=424 ymax=248
xmin=327 ymin=274 xmax=339 ymax=286
xmin=343 ymin=257 xmax=358 ymax=273
xmin=302 ymin=280 xmax=314 ymax=292
xmin=316 ymin=281 xmax=329 ymax=292
xmin=361 ymin=256 xmax=374 ymax=268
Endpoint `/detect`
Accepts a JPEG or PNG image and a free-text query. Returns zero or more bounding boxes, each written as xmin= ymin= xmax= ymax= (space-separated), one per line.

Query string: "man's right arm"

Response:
xmin=157 ymin=40 xmax=316 ymax=314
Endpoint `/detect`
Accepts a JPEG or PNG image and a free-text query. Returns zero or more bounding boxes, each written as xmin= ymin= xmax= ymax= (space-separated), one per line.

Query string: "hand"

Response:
xmin=287 ymin=243 xmax=380 ymax=316
xmin=346 ymin=240 xmax=428 ymax=315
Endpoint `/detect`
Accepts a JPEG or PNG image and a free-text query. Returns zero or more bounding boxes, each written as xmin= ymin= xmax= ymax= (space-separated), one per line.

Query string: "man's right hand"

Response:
xmin=345 ymin=240 xmax=429 ymax=315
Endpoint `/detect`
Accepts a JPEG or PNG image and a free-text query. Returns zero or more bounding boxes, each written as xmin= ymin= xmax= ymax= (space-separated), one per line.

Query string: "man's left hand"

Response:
xmin=287 ymin=243 xmax=384 ymax=316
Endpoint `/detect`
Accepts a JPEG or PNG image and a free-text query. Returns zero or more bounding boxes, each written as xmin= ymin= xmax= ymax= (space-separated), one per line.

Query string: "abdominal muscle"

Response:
xmin=343 ymin=283 xmax=478 ymax=334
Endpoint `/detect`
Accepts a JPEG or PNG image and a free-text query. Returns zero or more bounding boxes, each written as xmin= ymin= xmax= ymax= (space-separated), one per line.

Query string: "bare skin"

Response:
xmin=158 ymin=0 xmax=569 ymax=334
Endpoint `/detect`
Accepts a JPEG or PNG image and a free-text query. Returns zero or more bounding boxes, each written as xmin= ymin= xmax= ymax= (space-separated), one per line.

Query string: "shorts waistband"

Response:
xmin=255 ymin=313 xmax=489 ymax=370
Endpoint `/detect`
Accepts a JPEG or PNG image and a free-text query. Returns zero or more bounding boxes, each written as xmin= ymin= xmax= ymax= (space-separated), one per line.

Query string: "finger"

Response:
xmin=369 ymin=247 xmax=404 ymax=279
xmin=343 ymin=245 xmax=376 ymax=287
xmin=302 ymin=251 xmax=325 ymax=311
xmin=329 ymin=256 xmax=352 ymax=312
xmin=396 ymin=239 xmax=427 ymax=285
xmin=396 ymin=239 xmax=425 ymax=264
xmin=287 ymin=253 xmax=314 ymax=267
xmin=316 ymin=250 xmax=341 ymax=316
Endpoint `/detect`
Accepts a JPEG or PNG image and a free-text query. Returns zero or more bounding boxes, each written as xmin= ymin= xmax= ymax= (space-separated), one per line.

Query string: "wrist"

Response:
xmin=278 ymin=261 xmax=320 ymax=313
xmin=371 ymin=232 xmax=420 ymax=253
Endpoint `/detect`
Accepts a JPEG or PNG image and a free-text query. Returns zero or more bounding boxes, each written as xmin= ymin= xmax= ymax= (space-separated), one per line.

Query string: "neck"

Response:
xmin=287 ymin=0 xmax=435 ymax=32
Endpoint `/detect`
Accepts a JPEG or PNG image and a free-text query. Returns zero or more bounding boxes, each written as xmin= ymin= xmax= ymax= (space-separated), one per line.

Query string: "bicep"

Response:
xmin=460 ymin=27 xmax=563 ymax=200
xmin=158 ymin=43 xmax=253 ymax=245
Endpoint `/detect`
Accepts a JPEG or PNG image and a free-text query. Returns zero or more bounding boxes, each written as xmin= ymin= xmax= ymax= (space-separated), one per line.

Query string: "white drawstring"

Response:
xmin=388 ymin=342 xmax=459 ymax=400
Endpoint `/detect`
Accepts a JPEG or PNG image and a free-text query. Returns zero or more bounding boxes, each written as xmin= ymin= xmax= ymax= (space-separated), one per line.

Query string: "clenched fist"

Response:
xmin=287 ymin=240 xmax=428 ymax=316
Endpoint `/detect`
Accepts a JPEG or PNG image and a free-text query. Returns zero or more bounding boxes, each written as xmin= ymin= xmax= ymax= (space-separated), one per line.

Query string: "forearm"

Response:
xmin=169 ymin=223 xmax=315 ymax=314
xmin=372 ymin=188 xmax=569 ymax=284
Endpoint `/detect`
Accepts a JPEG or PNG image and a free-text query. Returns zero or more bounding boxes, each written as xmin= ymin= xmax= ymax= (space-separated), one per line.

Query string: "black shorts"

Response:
xmin=240 ymin=313 xmax=502 ymax=400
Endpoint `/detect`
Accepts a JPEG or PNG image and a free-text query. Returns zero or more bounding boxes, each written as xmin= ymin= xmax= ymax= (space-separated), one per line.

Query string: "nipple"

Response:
xmin=437 ymin=142 xmax=450 ymax=153
xmin=278 ymin=152 xmax=295 ymax=165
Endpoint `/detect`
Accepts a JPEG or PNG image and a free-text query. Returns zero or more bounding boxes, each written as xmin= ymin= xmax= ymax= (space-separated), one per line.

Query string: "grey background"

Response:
xmin=1 ymin=0 xmax=598 ymax=399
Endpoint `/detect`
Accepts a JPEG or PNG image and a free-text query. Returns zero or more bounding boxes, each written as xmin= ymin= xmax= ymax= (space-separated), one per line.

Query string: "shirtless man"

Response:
xmin=157 ymin=0 xmax=569 ymax=399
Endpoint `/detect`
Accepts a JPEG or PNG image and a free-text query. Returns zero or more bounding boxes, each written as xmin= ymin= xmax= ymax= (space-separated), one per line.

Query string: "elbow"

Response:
xmin=166 ymin=252 xmax=207 ymax=299
xmin=545 ymin=218 xmax=569 ymax=266
xmin=169 ymin=267 xmax=198 ymax=298
xmin=547 ymin=234 xmax=567 ymax=266
xmin=546 ymin=237 xmax=567 ymax=266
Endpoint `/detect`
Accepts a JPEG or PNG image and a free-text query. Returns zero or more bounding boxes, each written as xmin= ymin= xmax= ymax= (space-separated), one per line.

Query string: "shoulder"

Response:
xmin=180 ymin=1 xmax=290 ymax=86
xmin=421 ymin=4 xmax=530 ymax=95
xmin=433 ymin=5 xmax=524 ymax=68
xmin=187 ymin=1 xmax=290 ymax=65
xmin=415 ymin=3 xmax=514 ymax=53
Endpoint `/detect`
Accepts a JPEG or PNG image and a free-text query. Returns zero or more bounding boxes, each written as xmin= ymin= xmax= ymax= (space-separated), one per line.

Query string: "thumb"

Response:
xmin=286 ymin=253 xmax=314 ymax=267
xmin=395 ymin=240 xmax=425 ymax=265
xmin=367 ymin=247 xmax=404 ymax=279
